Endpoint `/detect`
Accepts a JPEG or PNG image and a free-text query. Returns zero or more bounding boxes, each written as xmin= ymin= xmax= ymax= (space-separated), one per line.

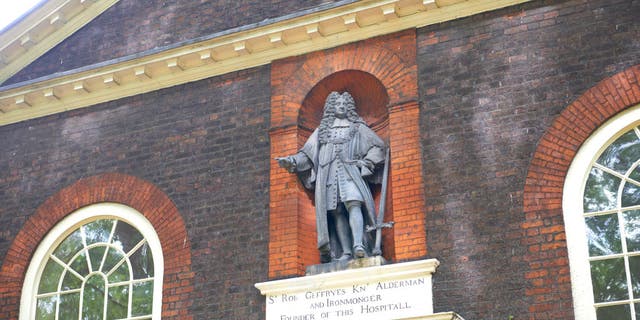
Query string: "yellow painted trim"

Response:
xmin=0 ymin=0 xmax=531 ymax=126
xmin=0 ymin=0 xmax=120 ymax=84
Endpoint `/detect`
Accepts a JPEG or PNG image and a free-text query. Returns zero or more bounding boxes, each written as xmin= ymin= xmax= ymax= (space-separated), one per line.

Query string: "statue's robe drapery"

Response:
xmin=291 ymin=121 xmax=385 ymax=258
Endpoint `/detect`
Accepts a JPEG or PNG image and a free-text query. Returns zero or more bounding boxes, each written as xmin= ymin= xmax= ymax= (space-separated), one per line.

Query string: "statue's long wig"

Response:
xmin=318 ymin=92 xmax=364 ymax=143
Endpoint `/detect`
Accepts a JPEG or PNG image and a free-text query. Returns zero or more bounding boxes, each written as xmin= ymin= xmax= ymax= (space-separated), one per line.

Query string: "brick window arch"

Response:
xmin=21 ymin=203 xmax=163 ymax=320
xmin=563 ymin=105 xmax=640 ymax=319
xmin=524 ymin=65 xmax=640 ymax=319
xmin=0 ymin=173 xmax=194 ymax=320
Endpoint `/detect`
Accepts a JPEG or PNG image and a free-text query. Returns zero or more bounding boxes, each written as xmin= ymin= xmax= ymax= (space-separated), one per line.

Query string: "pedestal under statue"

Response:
xmin=277 ymin=91 xmax=388 ymax=263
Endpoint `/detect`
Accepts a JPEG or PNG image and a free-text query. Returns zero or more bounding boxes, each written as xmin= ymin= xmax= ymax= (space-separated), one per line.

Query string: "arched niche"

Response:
xmin=294 ymin=70 xmax=394 ymax=268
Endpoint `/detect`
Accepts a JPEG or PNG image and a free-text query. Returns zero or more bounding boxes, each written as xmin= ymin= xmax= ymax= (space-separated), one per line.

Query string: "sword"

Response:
xmin=366 ymin=146 xmax=394 ymax=256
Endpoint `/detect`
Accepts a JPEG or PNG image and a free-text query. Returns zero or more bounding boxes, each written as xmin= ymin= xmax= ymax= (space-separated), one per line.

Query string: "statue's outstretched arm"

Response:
xmin=275 ymin=152 xmax=312 ymax=173
xmin=275 ymin=156 xmax=296 ymax=172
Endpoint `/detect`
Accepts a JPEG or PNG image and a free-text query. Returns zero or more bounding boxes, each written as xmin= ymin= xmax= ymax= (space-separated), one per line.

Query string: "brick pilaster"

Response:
xmin=389 ymin=101 xmax=427 ymax=260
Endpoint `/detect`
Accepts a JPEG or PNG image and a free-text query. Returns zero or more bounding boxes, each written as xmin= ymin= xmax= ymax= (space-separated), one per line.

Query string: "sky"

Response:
xmin=0 ymin=0 xmax=44 ymax=32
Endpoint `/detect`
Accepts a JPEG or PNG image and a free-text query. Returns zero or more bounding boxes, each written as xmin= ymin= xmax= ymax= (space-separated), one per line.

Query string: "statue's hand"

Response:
xmin=275 ymin=157 xmax=296 ymax=172
xmin=356 ymin=159 xmax=374 ymax=177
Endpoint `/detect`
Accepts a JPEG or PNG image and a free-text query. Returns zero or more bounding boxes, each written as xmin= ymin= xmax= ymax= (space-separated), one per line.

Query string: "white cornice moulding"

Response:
xmin=0 ymin=0 xmax=121 ymax=84
xmin=0 ymin=0 xmax=531 ymax=126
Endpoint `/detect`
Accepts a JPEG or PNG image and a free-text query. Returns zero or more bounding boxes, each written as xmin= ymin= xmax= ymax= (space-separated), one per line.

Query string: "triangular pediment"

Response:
xmin=0 ymin=0 xmax=120 ymax=84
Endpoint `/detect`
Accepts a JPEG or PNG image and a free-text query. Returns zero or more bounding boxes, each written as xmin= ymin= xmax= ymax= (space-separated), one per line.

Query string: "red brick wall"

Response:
xmin=523 ymin=65 xmax=640 ymax=319
xmin=2 ymin=1 xmax=640 ymax=319
xmin=269 ymin=30 xmax=427 ymax=278
xmin=0 ymin=173 xmax=194 ymax=320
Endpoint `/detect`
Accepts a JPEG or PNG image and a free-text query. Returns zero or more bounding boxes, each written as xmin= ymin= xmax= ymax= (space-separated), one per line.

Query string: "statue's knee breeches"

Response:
xmin=343 ymin=200 xmax=362 ymax=212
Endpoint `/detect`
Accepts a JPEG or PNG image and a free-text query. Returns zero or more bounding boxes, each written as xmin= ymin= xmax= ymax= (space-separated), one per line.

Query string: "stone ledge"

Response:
xmin=306 ymin=256 xmax=387 ymax=276
xmin=404 ymin=312 xmax=465 ymax=320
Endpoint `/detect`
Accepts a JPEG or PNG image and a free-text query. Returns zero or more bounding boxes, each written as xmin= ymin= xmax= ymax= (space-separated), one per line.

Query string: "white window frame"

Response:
xmin=563 ymin=104 xmax=640 ymax=320
xmin=19 ymin=202 xmax=164 ymax=320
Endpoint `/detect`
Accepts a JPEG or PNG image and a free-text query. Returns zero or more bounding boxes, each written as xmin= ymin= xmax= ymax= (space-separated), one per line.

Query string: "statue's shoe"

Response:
xmin=336 ymin=253 xmax=352 ymax=262
xmin=354 ymin=245 xmax=366 ymax=258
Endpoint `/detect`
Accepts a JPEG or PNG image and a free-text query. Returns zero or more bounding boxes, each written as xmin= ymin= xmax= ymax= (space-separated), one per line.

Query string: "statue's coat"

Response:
xmin=292 ymin=122 xmax=385 ymax=254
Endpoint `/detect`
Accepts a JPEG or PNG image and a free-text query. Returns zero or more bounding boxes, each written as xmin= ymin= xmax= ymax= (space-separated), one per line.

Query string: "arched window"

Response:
xmin=564 ymin=105 xmax=640 ymax=320
xmin=20 ymin=203 xmax=163 ymax=320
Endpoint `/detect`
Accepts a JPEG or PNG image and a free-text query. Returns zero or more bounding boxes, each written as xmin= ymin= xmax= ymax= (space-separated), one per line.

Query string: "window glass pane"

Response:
xmin=82 ymin=275 xmax=106 ymax=320
xmin=630 ymin=166 xmax=640 ymax=182
xmin=52 ymin=229 xmax=83 ymax=263
xmin=596 ymin=304 xmax=631 ymax=320
xmin=112 ymin=222 xmax=144 ymax=254
xmin=33 ymin=216 xmax=157 ymax=320
xmin=132 ymin=281 xmax=153 ymax=316
xmin=36 ymin=296 xmax=57 ymax=320
xmin=584 ymin=168 xmax=621 ymax=212
xmin=623 ymin=210 xmax=640 ymax=252
xmin=585 ymin=214 xmax=622 ymax=256
xmin=597 ymin=129 xmax=640 ymax=174
xmin=591 ymin=258 xmax=628 ymax=302
xmin=83 ymin=219 xmax=114 ymax=246
xmin=61 ymin=271 xmax=82 ymax=291
xmin=38 ymin=259 xmax=64 ymax=294
xmin=102 ymin=247 xmax=125 ymax=274
xmin=622 ymin=182 xmax=640 ymax=208
xmin=107 ymin=262 xmax=130 ymax=283
xmin=59 ymin=292 xmax=80 ymax=319
xmin=630 ymin=256 xmax=640 ymax=298
xmin=130 ymin=242 xmax=154 ymax=279
xmin=69 ymin=250 xmax=90 ymax=276
xmin=88 ymin=246 xmax=107 ymax=272
xmin=107 ymin=285 xmax=129 ymax=320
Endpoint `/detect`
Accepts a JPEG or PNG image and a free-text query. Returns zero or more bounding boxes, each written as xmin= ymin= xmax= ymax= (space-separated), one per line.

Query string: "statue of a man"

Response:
xmin=277 ymin=91 xmax=386 ymax=263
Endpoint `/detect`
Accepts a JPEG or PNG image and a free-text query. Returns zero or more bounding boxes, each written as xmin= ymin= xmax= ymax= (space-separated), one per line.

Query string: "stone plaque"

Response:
xmin=256 ymin=259 xmax=440 ymax=320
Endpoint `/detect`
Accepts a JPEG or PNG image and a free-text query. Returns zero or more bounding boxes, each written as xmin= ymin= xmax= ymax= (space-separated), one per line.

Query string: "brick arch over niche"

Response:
xmin=299 ymin=69 xmax=390 ymax=133
xmin=269 ymin=29 xmax=426 ymax=278
xmin=522 ymin=65 xmax=640 ymax=318
xmin=0 ymin=173 xmax=194 ymax=320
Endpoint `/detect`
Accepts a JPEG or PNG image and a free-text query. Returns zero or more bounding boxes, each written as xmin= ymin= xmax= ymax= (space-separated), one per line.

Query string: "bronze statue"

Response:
xmin=277 ymin=91 xmax=387 ymax=263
